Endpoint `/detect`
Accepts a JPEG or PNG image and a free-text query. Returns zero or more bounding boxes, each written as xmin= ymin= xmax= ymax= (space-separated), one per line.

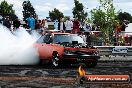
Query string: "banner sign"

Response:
xmin=112 ymin=47 xmax=128 ymax=54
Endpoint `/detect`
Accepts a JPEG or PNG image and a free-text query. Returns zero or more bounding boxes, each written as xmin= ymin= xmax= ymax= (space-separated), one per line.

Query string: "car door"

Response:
xmin=35 ymin=34 xmax=54 ymax=59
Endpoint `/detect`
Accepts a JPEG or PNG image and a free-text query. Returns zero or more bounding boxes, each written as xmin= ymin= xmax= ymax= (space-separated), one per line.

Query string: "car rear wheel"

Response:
xmin=51 ymin=51 xmax=60 ymax=67
xmin=85 ymin=59 xmax=98 ymax=68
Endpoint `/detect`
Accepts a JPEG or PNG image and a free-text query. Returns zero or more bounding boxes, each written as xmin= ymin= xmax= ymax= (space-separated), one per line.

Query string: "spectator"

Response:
xmin=13 ymin=17 xmax=21 ymax=31
xmin=35 ymin=20 xmax=42 ymax=33
xmin=3 ymin=16 xmax=11 ymax=30
xmin=23 ymin=20 xmax=30 ymax=29
xmin=26 ymin=14 xmax=35 ymax=32
xmin=44 ymin=19 xmax=48 ymax=30
xmin=65 ymin=17 xmax=73 ymax=33
xmin=72 ymin=18 xmax=80 ymax=34
xmin=78 ymin=32 xmax=86 ymax=42
xmin=58 ymin=18 xmax=66 ymax=32
xmin=54 ymin=19 xmax=58 ymax=30
xmin=92 ymin=24 xmax=97 ymax=31
xmin=79 ymin=23 xmax=84 ymax=32
xmin=121 ymin=20 xmax=129 ymax=31
xmin=41 ymin=19 xmax=45 ymax=29
xmin=41 ymin=19 xmax=48 ymax=32
xmin=84 ymin=22 xmax=92 ymax=32
xmin=84 ymin=32 xmax=91 ymax=46
xmin=23 ymin=20 xmax=30 ymax=34
xmin=35 ymin=15 xmax=39 ymax=24
xmin=0 ymin=16 xmax=2 ymax=24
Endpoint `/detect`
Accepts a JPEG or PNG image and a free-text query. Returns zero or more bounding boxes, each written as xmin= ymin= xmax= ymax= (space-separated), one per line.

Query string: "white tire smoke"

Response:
xmin=0 ymin=24 xmax=40 ymax=65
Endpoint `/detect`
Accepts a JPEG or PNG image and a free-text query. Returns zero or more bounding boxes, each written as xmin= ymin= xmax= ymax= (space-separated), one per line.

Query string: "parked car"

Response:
xmin=35 ymin=32 xmax=100 ymax=67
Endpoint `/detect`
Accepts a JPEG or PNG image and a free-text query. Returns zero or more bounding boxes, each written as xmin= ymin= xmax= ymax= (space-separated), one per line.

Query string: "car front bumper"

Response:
xmin=61 ymin=54 xmax=100 ymax=64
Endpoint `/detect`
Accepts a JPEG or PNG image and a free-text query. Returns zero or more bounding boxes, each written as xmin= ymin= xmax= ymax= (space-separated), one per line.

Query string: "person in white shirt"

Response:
xmin=65 ymin=17 xmax=73 ymax=33
xmin=58 ymin=18 xmax=65 ymax=32
xmin=54 ymin=19 xmax=58 ymax=30
xmin=44 ymin=19 xmax=48 ymax=29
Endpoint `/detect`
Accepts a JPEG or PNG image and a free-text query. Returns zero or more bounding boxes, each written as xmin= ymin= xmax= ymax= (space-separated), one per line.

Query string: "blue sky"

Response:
xmin=0 ymin=0 xmax=132 ymax=20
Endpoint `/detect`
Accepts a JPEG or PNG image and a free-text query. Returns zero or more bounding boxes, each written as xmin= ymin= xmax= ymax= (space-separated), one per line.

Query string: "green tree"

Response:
xmin=117 ymin=12 xmax=132 ymax=22
xmin=22 ymin=0 xmax=37 ymax=21
xmin=0 ymin=0 xmax=16 ymax=20
xmin=63 ymin=16 xmax=70 ymax=22
xmin=91 ymin=8 xmax=106 ymax=26
xmin=90 ymin=0 xmax=119 ymax=45
xmin=72 ymin=0 xmax=87 ymax=25
xmin=49 ymin=8 xmax=64 ymax=21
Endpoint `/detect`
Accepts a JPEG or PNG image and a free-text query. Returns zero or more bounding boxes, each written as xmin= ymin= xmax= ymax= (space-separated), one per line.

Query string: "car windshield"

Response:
xmin=53 ymin=34 xmax=84 ymax=44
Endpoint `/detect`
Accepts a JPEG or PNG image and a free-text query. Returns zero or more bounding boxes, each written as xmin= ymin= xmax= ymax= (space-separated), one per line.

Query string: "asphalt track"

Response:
xmin=0 ymin=57 xmax=132 ymax=88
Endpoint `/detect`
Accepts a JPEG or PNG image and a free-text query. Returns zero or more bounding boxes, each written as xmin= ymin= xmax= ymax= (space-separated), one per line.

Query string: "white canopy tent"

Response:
xmin=125 ymin=23 xmax=132 ymax=35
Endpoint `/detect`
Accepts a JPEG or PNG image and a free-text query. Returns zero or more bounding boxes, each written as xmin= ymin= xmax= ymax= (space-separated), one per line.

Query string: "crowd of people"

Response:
xmin=23 ymin=15 xmax=48 ymax=33
xmin=1 ymin=14 xmax=100 ymax=34
xmin=1 ymin=15 xmax=49 ymax=34
xmin=1 ymin=15 xmax=131 ymax=46
xmin=54 ymin=17 xmax=98 ymax=33
xmin=55 ymin=17 xmax=81 ymax=33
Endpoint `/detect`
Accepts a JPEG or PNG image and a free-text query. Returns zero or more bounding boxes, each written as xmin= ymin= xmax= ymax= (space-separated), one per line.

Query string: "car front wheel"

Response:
xmin=51 ymin=51 xmax=60 ymax=67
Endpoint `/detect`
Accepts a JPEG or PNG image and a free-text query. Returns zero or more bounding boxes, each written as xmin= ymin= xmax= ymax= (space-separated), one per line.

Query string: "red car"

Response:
xmin=35 ymin=32 xmax=100 ymax=67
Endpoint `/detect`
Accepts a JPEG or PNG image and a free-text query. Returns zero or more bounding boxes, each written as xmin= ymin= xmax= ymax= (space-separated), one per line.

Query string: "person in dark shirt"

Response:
xmin=84 ymin=32 xmax=91 ymax=46
xmin=3 ymin=16 xmax=11 ymax=30
xmin=35 ymin=20 xmax=42 ymax=33
xmin=121 ymin=20 xmax=128 ymax=31
xmin=13 ymin=17 xmax=21 ymax=31
xmin=23 ymin=20 xmax=30 ymax=29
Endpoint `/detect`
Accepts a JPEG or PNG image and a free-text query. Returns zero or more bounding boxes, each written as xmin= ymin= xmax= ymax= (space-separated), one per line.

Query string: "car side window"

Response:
xmin=36 ymin=36 xmax=45 ymax=43
xmin=44 ymin=34 xmax=53 ymax=43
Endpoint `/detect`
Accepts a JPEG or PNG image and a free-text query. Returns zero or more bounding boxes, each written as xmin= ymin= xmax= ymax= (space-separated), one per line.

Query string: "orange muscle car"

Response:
xmin=35 ymin=32 xmax=100 ymax=67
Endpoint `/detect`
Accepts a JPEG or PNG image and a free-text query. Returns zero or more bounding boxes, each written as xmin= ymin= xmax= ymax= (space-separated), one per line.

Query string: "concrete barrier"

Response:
xmin=99 ymin=56 xmax=132 ymax=61
xmin=94 ymin=46 xmax=132 ymax=56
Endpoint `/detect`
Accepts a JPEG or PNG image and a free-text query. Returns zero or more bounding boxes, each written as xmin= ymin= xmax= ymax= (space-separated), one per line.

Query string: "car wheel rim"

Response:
xmin=52 ymin=53 xmax=59 ymax=67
